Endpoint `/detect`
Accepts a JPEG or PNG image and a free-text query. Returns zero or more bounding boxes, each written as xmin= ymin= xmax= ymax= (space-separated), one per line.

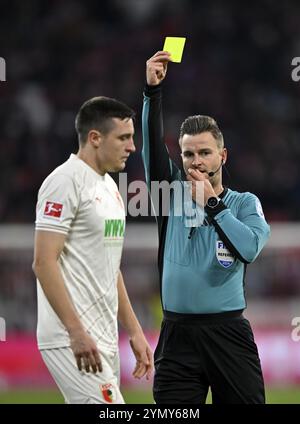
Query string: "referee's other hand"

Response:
xmin=129 ymin=332 xmax=154 ymax=381
xmin=146 ymin=51 xmax=171 ymax=86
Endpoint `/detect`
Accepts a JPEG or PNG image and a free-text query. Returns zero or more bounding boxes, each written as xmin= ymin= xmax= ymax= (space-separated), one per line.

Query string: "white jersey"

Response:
xmin=35 ymin=154 xmax=125 ymax=352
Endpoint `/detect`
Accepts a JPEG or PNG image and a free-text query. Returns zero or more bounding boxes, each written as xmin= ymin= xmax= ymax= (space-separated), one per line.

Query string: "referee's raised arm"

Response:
xmin=142 ymin=51 xmax=172 ymax=186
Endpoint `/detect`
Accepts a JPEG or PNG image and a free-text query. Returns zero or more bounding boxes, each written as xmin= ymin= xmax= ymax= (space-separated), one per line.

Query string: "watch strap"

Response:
xmin=205 ymin=199 xmax=227 ymax=217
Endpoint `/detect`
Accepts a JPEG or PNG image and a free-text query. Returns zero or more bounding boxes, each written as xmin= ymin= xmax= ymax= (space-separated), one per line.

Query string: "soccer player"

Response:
xmin=142 ymin=51 xmax=270 ymax=404
xmin=33 ymin=96 xmax=153 ymax=404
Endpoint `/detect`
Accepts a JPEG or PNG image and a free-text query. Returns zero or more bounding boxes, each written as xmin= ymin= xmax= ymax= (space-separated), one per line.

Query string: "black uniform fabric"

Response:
xmin=153 ymin=311 xmax=265 ymax=404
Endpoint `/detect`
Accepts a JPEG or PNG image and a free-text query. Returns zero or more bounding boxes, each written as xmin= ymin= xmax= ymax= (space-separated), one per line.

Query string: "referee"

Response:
xmin=142 ymin=51 xmax=270 ymax=404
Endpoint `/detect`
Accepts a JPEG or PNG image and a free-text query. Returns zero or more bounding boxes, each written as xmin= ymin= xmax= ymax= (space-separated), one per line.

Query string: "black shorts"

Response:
xmin=153 ymin=310 xmax=265 ymax=404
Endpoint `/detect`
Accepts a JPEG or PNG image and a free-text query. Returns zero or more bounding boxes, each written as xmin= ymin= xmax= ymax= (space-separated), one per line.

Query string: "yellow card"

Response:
xmin=163 ymin=37 xmax=186 ymax=63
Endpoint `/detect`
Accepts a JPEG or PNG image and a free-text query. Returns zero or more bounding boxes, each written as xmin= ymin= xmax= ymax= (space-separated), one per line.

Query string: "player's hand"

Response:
xmin=146 ymin=51 xmax=171 ymax=86
xmin=69 ymin=327 xmax=102 ymax=374
xmin=129 ymin=331 xmax=153 ymax=380
xmin=187 ymin=168 xmax=216 ymax=206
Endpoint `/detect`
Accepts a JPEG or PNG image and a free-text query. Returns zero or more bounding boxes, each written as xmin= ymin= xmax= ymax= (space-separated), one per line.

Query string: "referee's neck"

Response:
xmin=214 ymin=184 xmax=224 ymax=197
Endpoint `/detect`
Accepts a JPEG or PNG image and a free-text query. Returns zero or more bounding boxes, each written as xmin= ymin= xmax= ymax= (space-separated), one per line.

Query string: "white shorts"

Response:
xmin=41 ymin=347 xmax=125 ymax=404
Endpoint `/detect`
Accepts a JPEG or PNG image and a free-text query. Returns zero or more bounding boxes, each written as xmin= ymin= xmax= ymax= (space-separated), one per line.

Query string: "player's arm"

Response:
xmin=32 ymin=230 xmax=102 ymax=373
xmin=117 ymin=270 xmax=153 ymax=380
xmin=142 ymin=51 xmax=175 ymax=186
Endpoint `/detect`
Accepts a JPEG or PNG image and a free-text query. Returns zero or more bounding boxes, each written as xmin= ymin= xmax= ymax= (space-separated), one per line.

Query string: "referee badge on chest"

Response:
xmin=216 ymin=240 xmax=234 ymax=268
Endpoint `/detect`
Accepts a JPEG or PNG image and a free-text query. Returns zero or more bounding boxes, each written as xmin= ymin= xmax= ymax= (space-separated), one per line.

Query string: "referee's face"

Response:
xmin=98 ymin=118 xmax=136 ymax=173
xmin=180 ymin=131 xmax=225 ymax=180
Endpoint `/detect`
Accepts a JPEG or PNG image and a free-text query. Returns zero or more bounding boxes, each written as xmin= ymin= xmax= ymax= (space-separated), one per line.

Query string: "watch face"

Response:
xmin=207 ymin=197 xmax=218 ymax=208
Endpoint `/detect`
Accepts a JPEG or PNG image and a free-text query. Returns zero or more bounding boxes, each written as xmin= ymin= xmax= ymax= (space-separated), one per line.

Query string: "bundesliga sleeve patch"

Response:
xmin=43 ymin=201 xmax=63 ymax=219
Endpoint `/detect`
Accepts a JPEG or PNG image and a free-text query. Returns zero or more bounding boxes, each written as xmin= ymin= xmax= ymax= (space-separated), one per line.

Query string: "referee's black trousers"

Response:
xmin=153 ymin=310 xmax=265 ymax=404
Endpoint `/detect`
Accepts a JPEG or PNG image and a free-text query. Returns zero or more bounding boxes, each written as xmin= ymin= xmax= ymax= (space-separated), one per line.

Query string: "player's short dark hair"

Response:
xmin=179 ymin=115 xmax=224 ymax=150
xmin=75 ymin=96 xmax=135 ymax=145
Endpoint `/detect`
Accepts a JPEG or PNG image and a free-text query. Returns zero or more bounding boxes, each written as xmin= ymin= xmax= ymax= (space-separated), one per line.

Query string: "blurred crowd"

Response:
xmin=1 ymin=0 xmax=300 ymax=222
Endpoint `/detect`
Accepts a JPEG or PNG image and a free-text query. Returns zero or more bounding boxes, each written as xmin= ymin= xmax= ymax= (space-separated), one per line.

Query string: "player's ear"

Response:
xmin=88 ymin=130 xmax=102 ymax=147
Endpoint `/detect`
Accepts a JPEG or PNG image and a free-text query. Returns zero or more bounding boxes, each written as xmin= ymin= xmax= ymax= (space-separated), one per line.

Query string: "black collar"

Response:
xmin=219 ymin=187 xmax=228 ymax=199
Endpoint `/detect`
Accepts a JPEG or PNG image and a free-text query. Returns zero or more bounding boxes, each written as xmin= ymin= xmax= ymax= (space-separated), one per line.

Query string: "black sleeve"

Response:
xmin=142 ymin=83 xmax=174 ymax=185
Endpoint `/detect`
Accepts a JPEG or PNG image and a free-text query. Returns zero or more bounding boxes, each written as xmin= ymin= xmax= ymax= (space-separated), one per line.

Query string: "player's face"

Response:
xmin=99 ymin=118 xmax=136 ymax=173
xmin=180 ymin=131 xmax=226 ymax=180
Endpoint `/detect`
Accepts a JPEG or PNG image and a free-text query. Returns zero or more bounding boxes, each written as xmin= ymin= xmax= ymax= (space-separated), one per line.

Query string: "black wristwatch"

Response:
xmin=205 ymin=196 xmax=227 ymax=217
xmin=206 ymin=196 xmax=220 ymax=209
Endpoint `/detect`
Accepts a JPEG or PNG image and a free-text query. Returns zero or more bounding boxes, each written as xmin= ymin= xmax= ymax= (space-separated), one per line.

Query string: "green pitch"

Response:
xmin=0 ymin=387 xmax=299 ymax=404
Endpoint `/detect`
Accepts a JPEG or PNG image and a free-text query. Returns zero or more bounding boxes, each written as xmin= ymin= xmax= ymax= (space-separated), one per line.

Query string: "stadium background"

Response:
xmin=0 ymin=0 xmax=300 ymax=403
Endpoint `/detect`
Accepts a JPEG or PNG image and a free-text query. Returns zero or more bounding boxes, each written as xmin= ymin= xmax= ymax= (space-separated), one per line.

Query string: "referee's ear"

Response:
xmin=221 ymin=147 xmax=227 ymax=164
